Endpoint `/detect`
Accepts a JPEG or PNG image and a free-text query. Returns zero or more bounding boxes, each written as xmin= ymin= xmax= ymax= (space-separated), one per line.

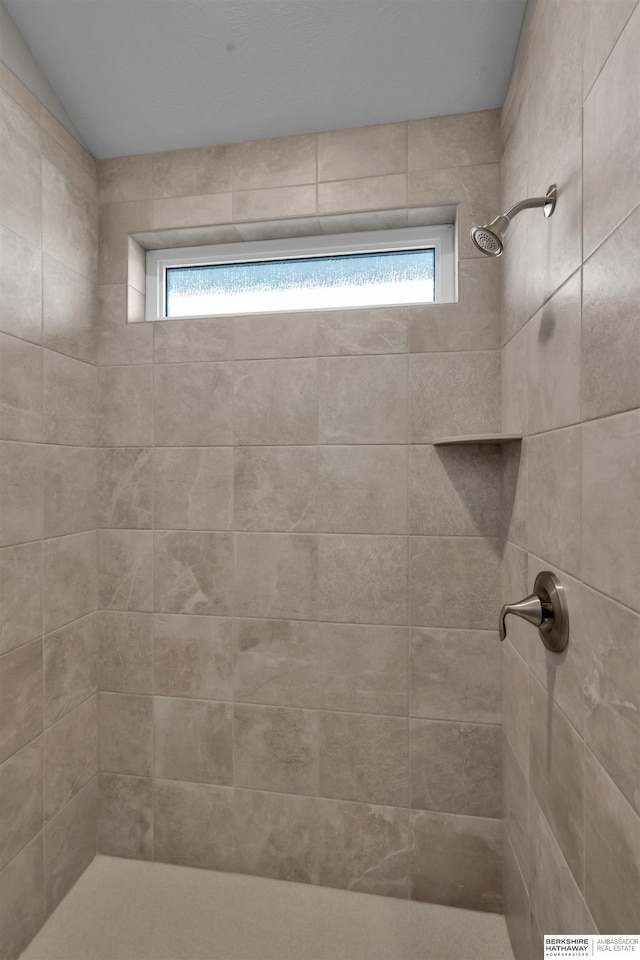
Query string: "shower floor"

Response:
xmin=19 ymin=856 xmax=514 ymax=960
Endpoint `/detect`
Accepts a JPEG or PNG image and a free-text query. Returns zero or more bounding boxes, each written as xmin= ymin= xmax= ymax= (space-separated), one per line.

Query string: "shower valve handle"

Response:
xmin=499 ymin=571 xmax=569 ymax=653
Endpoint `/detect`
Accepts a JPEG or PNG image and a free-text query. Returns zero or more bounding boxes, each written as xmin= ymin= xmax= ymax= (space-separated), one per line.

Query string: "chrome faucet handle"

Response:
xmin=499 ymin=571 xmax=569 ymax=653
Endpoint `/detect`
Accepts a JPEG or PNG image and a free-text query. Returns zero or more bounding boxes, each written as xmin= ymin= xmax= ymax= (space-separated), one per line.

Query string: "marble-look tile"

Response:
xmin=234 ymin=446 xmax=317 ymax=532
xmin=44 ymin=696 xmax=97 ymax=821
xmin=154 ymin=362 xmax=233 ymax=446
xmin=317 ymin=307 xmax=408 ymax=356
xmin=408 ymin=110 xmax=500 ymax=171
xmin=318 ymin=798 xmax=411 ymax=899
xmin=153 ymin=317 xmax=233 ymax=363
xmin=39 ymin=109 xmax=95 ymax=178
xmin=529 ymin=675 xmax=584 ymax=887
xmin=98 ymin=611 xmax=153 ymax=695
xmin=0 ymin=737 xmax=43 ymax=871
xmin=98 ymin=530 xmax=153 ymax=612
xmin=410 ymin=536 xmax=500 ymax=629
xmin=154 ymin=614 xmax=233 ymax=701
xmin=234 ymin=619 xmax=407 ymax=716
xmin=529 ymin=797 xmax=596 ymax=941
xmin=232 ymin=185 xmax=315 ymax=222
xmin=319 ymin=355 xmax=407 ymax=444
xmin=43 ymin=531 xmax=97 ymax=633
xmin=99 ymin=365 xmax=153 ymax=447
xmin=409 ymin=352 xmax=500 ymax=442
xmin=154 ymin=531 xmax=233 ymax=616
xmin=318 ymin=123 xmax=406 ymax=181
xmin=527 ymin=427 xmax=581 ymax=573
xmin=582 ymin=206 xmax=640 ymax=421
xmin=581 ymin=410 xmax=640 ymax=610
xmin=44 ymin=777 xmax=98 ymax=912
xmin=154 ymin=697 xmax=233 ymax=785
xmin=583 ymin=0 xmax=638 ymax=95
xmin=234 ymin=789 xmax=319 ymax=885
xmin=410 ymin=719 xmax=501 ymax=818
xmin=43 ymin=445 xmax=97 ymax=538
xmin=317 ymin=535 xmax=407 ymax=625
xmin=98 ymin=773 xmax=153 ymax=860
xmin=583 ymin=4 xmax=640 ymax=257
xmin=527 ymin=271 xmax=581 ymax=433
xmin=151 ymin=144 xmax=230 ymax=198
xmin=503 ymin=735 xmax=530 ymax=888
xmin=0 ymin=333 xmax=42 ymax=441
xmin=41 ymin=155 xmax=97 ymax=283
xmin=97 ymin=284 xmax=153 ymax=366
xmin=233 ymin=312 xmax=318 ymax=360
xmin=154 ymin=447 xmax=233 ymax=530
xmin=154 ymin=779 xmax=235 ymax=871
xmin=501 ymin=322 xmax=528 ymax=436
xmin=502 ymin=640 xmax=530 ymax=776
xmin=98 ymin=448 xmax=152 ymax=529
xmin=97 ymin=154 xmax=153 ymax=204
xmin=503 ymin=833 xmax=530 ymax=960
xmin=98 ymin=692 xmax=152 ymax=777
xmin=151 ymin=189 xmax=231 ymax=229
xmin=0 ymin=541 xmax=42 ymax=656
xmin=502 ymin=438 xmax=527 ymax=550
xmin=579 ymin=584 xmax=640 ymax=814
xmin=318 ymin=174 xmax=406 ymax=216
xmin=0 ymin=223 xmax=41 ymax=343
xmin=234 ymin=359 xmax=317 ymax=445
xmin=318 ymin=446 xmax=407 ymax=534
xmin=231 ymin=134 xmax=316 ymax=191
xmin=0 ymin=835 xmax=45 ymax=960
xmin=234 ymin=533 xmax=317 ymax=620
xmin=409 ymin=628 xmax=501 ymax=724
xmin=0 ymin=441 xmax=43 ymax=548
xmin=409 ymin=444 xmax=501 ymax=537
xmin=43 ymin=614 xmax=97 ymax=727
xmin=500 ymin=542 xmax=529 ymax=654
xmin=501 ymin=219 xmax=531 ymax=346
xmin=42 ymin=255 xmax=96 ymax=364
xmin=234 ymin=704 xmax=319 ymax=796
xmin=0 ymin=90 xmax=41 ymax=246
xmin=584 ymin=750 xmax=640 ymax=933
xmin=318 ymin=712 xmax=409 ymax=806
xmin=43 ymin=350 xmax=96 ymax=447
xmin=408 ymin=258 xmax=500 ymax=353
xmin=411 ymin=810 xmax=502 ymax=912
xmin=98 ymin=201 xmax=153 ymax=285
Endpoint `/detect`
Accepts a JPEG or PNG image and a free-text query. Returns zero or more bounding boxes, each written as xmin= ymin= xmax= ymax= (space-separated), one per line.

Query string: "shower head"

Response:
xmin=470 ymin=184 xmax=557 ymax=257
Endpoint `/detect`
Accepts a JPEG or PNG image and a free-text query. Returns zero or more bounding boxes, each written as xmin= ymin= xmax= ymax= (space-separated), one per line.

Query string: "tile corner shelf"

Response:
xmin=433 ymin=434 xmax=522 ymax=446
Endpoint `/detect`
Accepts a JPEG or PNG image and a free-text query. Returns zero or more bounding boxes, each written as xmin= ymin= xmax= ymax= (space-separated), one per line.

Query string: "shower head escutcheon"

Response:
xmin=470 ymin=184 xmax=557 ymax=256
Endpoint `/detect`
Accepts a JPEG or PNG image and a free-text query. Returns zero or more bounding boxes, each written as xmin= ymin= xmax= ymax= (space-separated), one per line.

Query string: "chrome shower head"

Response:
xmin=470 ymin=184 xmax=557 ymax=256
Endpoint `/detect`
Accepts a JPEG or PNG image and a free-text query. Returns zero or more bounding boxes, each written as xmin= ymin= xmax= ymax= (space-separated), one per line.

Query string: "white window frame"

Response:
xmin=145 ymin=224 xmax=455 ymax=321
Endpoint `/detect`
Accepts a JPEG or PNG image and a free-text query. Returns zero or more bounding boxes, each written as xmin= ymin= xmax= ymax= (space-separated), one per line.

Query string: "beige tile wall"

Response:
xmin=500 ymin=2 xmax=640 ymax=957
xmin=0 ymin=64 xmax=99 ymax=960
xmin=95 ymin=110 xmax=505 ymax=908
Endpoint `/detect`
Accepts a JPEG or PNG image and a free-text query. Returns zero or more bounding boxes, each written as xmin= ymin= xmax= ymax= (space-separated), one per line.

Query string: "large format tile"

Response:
xmin=234 ymin=359 xmax=318 ymax=445
xmin=503 ymin=735 xmax=529 ymax=888
xmin=234 ymin=789 xmax=319 ymax=885
xmin=0 ymin=90 xmax=42 ymax=246
xmin=0 ymin=541 xmax=42 ymax=656
xmin=44 ymin=778 xmax=98 ymax=912
xmin=411 ymin=810 xmax=502 ymax=912
xmin=154 ymin=697 xmax=233 ymax=785
xmin=318 ymin=712 xmax=409 ymax=806
xmin=0 ymin=332 xmax=42 ymax=441
xmin=154 ymin=531 xmax=234 ymax=616
xmin=503 ymin=833 xmax=530 ymax=960
xmin=98 ymin=530 xmax=153 ymax=612
xmin=98 ymin=693 xmax=153 ymax=777
xmin=408 ymin=110 xmax=500 ymax=171
xmin=97 ymin=447 xmax=152 ymax=529
xmin=98 ymin=773 xmax=153 ymax=860
xmin=319 ymin=355 xmax=407 ymax=444
xmin=0 ymin=835 xmax=45 ymax=960
xmin=234 ymin=311 xmax=318 ymax=361
xmin=154 ymin=780 xmax=235 ymax=871
xmin=234 ymin=533 xmax=317 ymax=620
xmin=99 ymin=366 xmax=153 ymax=447
xmin=43 ymin=350 xmax=96 ymax=446
xmin=231 ymin=133 xmax=315 ymax=191
xmin=154 ymin=447 xmax=233 ymax=530
xmin=501 ymin=640 xmax=529 ymax=775
xmin=98 ymin=611 xmax=153 ymax=695
xmin=318 ymin=174 xmax=406 ymax=216
xmin=527 ymin=426 xmax=581 ymax=573
xmin=410 ymin=536 xmax=500 ymax=629
xmin=583 ymin=0 xmax=638 ymax=95
xmin=43 ymin=531 xmax=97 ymax=633
xmin=234 ymin=619 xmax=407 ymax=716
xmin=44 ymin=696 xmax=97 ymax=822
xmin=0 ymin=223 xmax=41 ymax=343
xmin=409 ymin=352 xmax=500 ymax=442
xmin=318 ymin=123 xmax=406 ymax=182
xmin=41 ymin=155 xmax=97 ymax=282
xmin=234 ymin=446 xmax=316 ymax=532
xmin=234 ymin=704 xmax=319 ymax=796
xmin=410 ymin=719 xmax=502 ymax=818
xmin=154 ymin=363 xmax=233 ymax=446
xmin=97 ymin=284 xmax=153 ymax=366
xmin=581 ymin=410 xmax=640 ymax=610
xmin=317 ymin=307 xmax=408 ymax=356
xmin=318 ymin=446 xmax=407 ymax=534
xmin=0 ymin=441 xmax=43 ymax=547
xmin=42 ymin=255 xmax=96 ymax=365
xmin=98 ymin=154 xmax=153 ymax=204
xmin=0 ymin=737 xmax=43 ymax=871
xmin=153 ymin=317 xmax=233 ymax=363
xmin=410 ymin=628 xmax=501 ymax=724
xmin=151 ymin=144 xmax=229 ymax=198
xmin=317 ymin=535 xmax=407 ymax=625
xmin=43 ymin=614 xmax=97 ymax=727
xmin=154 ymin=614 xmax=233 ymax=701
xmin=43 ymin=445 xmax=97 ymax=538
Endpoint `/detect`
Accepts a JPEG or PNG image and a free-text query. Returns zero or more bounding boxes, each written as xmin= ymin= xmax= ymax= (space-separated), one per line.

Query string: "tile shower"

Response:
xmin=0 ymin=2 xmax=639 ymax=959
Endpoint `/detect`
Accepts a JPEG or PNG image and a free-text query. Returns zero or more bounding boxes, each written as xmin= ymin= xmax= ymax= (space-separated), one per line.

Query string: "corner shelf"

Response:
xmin=433 ymin=434 xmax=522 ymax=446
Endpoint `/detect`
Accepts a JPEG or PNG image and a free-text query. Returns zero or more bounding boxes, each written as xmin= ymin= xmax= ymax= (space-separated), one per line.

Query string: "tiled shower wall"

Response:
xmin=500 ymin=1 xmax=640 ymax=957
xmin=0 ymin=63 xmax=99 ymax=959
xmin=95 ymin=111 xmax=507 ymax=906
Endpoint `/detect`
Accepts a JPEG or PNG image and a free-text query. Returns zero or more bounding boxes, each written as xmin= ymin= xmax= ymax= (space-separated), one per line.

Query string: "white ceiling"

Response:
xmin=4 ymin=0 xmax=527 ymax=159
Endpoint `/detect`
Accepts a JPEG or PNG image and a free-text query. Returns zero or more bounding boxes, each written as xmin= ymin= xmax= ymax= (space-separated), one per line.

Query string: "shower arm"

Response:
xmin=501 ymin=185 xmax=558 ymax=225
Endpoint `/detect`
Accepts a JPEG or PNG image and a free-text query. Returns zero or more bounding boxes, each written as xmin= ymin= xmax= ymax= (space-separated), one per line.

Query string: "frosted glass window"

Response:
xmin=165 ymin=248 xmax=435 ymax=317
